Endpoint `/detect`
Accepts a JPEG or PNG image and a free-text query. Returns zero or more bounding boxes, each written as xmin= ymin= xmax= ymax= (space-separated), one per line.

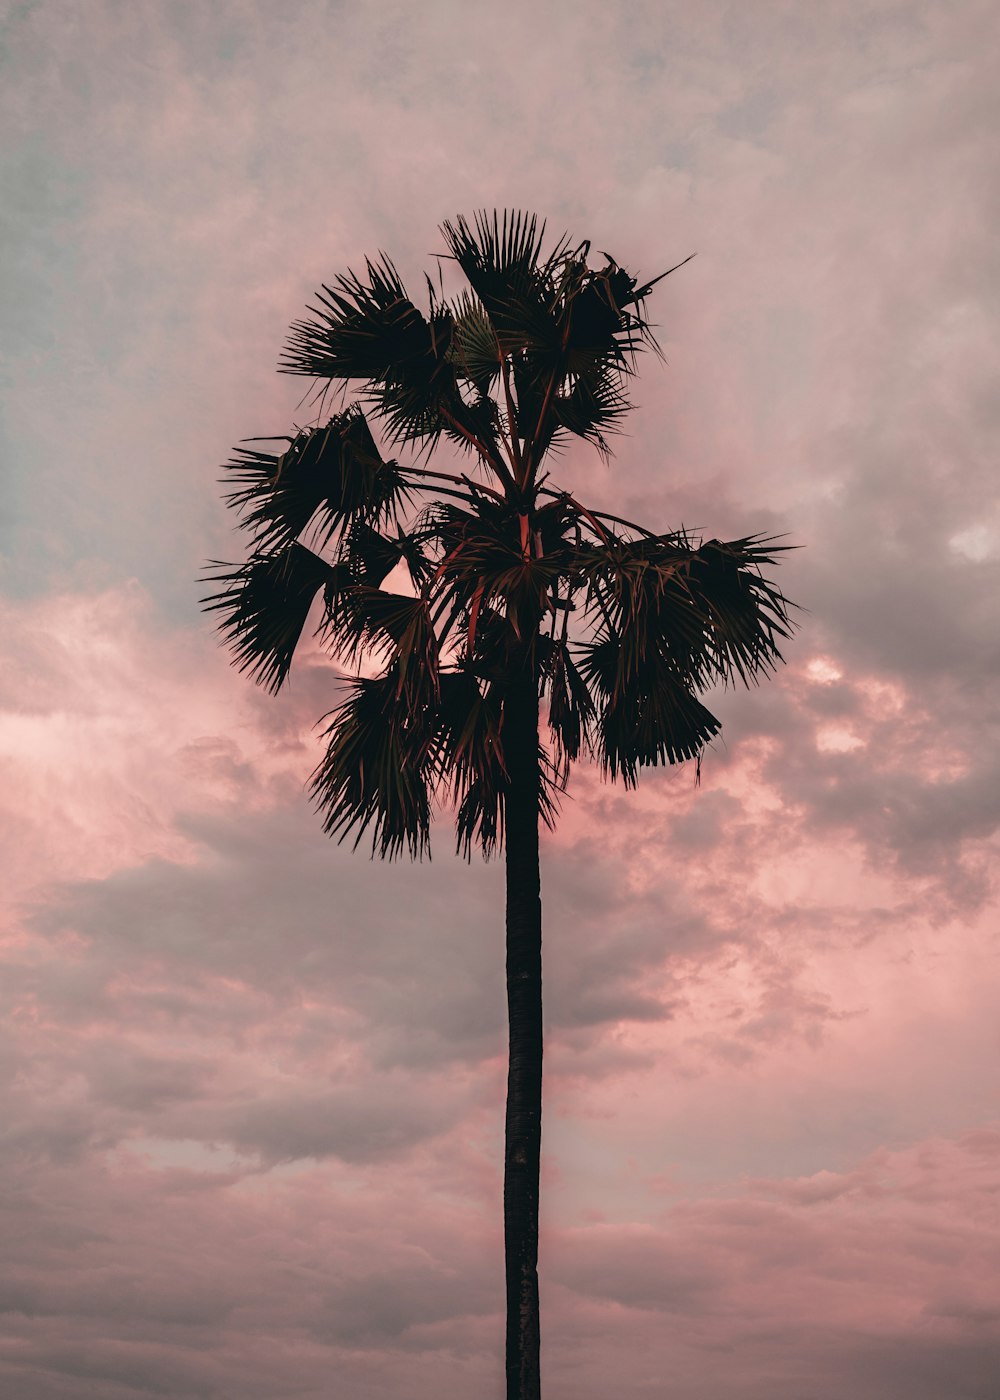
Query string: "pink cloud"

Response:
xmin=2 ymin=0 xmax=998 ymax=1394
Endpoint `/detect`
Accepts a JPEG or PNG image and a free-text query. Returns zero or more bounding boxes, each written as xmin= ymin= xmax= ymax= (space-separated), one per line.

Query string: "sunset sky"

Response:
xmin=3 ymin=2 xmax=999 ymax=1397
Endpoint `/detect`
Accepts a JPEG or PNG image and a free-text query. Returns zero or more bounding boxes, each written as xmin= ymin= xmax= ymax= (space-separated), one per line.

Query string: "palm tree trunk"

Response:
xmin=503 ymin=668 xmax=543 ymax=1400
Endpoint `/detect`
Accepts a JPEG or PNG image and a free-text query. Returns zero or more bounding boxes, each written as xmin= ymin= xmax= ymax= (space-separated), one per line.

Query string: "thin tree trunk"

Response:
xmin=503 ymin=669 xmax=543 ymax=1400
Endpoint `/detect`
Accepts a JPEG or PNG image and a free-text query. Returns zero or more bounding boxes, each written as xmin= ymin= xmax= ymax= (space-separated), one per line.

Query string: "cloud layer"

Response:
xmin=2 ymin=0 xmax=999 ymax=1395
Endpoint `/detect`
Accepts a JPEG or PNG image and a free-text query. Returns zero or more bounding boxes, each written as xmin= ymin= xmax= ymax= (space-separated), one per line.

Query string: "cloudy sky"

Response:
xmin=3 ymin=1 xmax=999 ymax=1396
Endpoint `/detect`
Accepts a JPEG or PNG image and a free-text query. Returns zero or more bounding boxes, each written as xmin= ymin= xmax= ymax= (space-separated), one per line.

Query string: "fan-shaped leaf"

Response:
xmin=322 ymin=585 xmax=440 ymax=703
xmin=580 ymin=634 xmax=722 ymax=783
xmin=544 ymin=638 xmax=596 ymax=774
xmin=346 ymin=523 xmax=407 ymax=585
xmin=311 ymin=671 xmax=434 ymax=858
xmin=222 ymin=406 xmax=409 ymax=551
xmin=202 ymin=542 xmax=336 ymax=693
xmin=577 ymin=532 xmax=795 ymax=691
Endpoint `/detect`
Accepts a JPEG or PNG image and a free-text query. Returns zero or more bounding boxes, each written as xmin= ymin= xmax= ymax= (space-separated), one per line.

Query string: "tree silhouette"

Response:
xmin=204 ymin=211 xmax=794 ymax=1400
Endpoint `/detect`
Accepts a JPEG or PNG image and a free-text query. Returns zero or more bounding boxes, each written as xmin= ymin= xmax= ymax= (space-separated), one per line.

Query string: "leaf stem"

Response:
xmin=438 ymin=406 xmax=516 ymax=493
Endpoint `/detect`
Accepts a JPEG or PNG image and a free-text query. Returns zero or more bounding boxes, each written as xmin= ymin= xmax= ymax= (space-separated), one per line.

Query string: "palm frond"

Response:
xmin=561 ymin=256 xmax=665 ymax=366
xmin=433 ymin=671 xmax=506 ymax=858
xmin=345 ymin=522 xmax=407 ymax=584
xmin=448 ymin=290 xmax=501 ymax=393
xmin=310 ymin=670 xmax=434 ymax=858
xmin=281 ymin=255 xmax=431 ymax=382
xmin=576 ymin=532 xmax=795 ymax=690
xmin=281 ymin=258 xmax=470 ymax=450
xmin=321 ymin=584 xmax=440 ymax=702
xmin=222 ymin=407 xmax=410 ymax=551
xmin=543 ymin=637 xmax=596 ymax=777
xmin=440 ymin=211 xmax=564 ymax=356
xmin=686 ymin=536 xmax=796 ymax=685
xmin=439 ymin=679 xmax=560 ymax=857
xmin=549 ymin=371 xmax=631 ymax=459
xmin=577 ymin=632 xmax=722 ymax=782
xmin=599 ymin=676 xmax=722 ymax=783
xmin=202 ymin=542 xmax=336 ymax=693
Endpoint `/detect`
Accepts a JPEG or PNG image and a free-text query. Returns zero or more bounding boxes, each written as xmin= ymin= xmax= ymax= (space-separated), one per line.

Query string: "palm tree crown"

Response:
xmin=205 ymin=211 xmax=793 ymax=858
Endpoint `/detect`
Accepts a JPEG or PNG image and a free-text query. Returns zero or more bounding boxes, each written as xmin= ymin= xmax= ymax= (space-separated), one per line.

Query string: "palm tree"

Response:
xmin=204 ymin=211 xmax=794 ymax=1400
